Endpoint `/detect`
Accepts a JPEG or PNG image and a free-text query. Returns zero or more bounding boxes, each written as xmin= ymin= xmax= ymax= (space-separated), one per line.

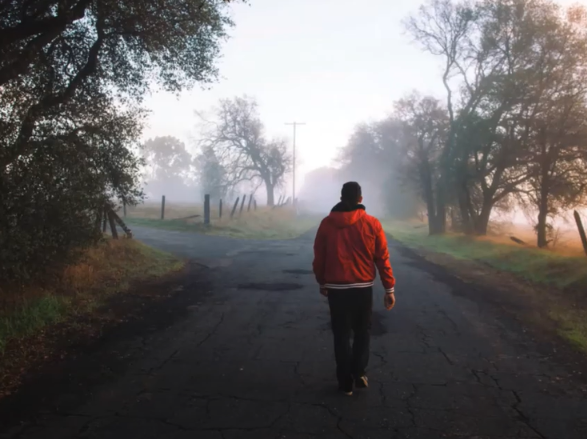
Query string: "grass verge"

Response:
xmin=383 ymin=221 xmax=587 ymax=291
xmin=127 ymin=207 xmax=320 ymax=240
xmin=0 ymin=238 xmax=183 ymax=354
xmin=383 ymin=220 xmax=587 ymax=351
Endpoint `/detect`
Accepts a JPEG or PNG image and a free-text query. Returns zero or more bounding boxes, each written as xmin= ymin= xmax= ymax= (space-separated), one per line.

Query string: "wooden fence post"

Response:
xmin=230 ymin=197 xmax=240 ymax=219
xmin=219 ymin=199 xmax=223 ymax=219
xmin=161 ymin=195 xmax=166 ymax=220
xmin=204 ymin=194 xmax=210 ymax=225
xmin=109 ymin=208 xmax=133 ymax=238
xmin=273 ymin=195 xmax=282 ymax=209
xmin=247 ymin=193 xmax=253 ymax=212
xmin=574 ymin=210 xmax=587 ymax=256
xmin=239 ymin=195 xmax=247 ymax=215
xmin=108 ymin=209 xmax=119 ymax=239
xmin=254 ymin=199 xmax=257 ymax=211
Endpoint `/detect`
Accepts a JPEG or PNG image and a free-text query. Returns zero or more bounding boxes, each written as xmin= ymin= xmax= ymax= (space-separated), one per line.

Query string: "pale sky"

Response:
xmin=142 ymin=0 xmax=581 ymax=196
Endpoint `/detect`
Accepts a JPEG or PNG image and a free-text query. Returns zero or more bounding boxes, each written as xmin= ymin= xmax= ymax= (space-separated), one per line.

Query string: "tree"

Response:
xmin=338 ymin=119 xmax=420 ymax=219
xmin=521 ymin=6 xmax=587 ymax=247
xmin=197 ymin=96 xmax=291 ymax=206
xmin=405 ymin=0 xmax=477 ymax=234
xmin=0 ymin=0 xmax=238 ymax=281
xmin=524 ymin=103 xmax=587 ymax=247
xmin=405 ymin=0 xmax=587 ymax=236
xmin=394 ymin=93 xmax=449 ymax=234
xmin=143 ymin=136 xmax=194 ymax=198
xmin=194 ymin=146 xmax=227 ymax=200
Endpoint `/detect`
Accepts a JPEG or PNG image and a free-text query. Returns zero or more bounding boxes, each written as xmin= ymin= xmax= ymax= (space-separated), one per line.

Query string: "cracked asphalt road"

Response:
xmin=2 ymin=226 xmax=587 ymax=439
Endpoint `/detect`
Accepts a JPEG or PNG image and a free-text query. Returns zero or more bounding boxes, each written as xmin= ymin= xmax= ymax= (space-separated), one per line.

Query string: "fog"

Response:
xmin=138 ymin=0 xmax=587 ymax=249
xmin=297 ymin=168 xmax=407 ymax=218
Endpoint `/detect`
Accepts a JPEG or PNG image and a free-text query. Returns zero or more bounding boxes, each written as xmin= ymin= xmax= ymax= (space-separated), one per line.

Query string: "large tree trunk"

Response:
xmin=474 ymin=199 xmax=493 ymax=236
xmin=536 ymin=208 xmax=548 ymax=248
xmin=432 ymin=179 xmax=447 ymax=235
xmin=536 ymin=182 xmax=550 ymax=248
xmin=433 ymin=142 xmax=454 ymax=235
xmin=453 ymin=156 xmax=475 ymax=235
xmin=265 ymin=181 xmax=275 ymax=206
xmin=419 ymin=161 xmax=438 ymax=235
xmin=457 ymin=187 xmax=474 ymax=235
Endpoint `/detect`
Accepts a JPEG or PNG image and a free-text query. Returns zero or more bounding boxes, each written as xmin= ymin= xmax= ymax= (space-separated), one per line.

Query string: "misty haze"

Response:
xmin=2 ymin=1 xmax=587 ymax=438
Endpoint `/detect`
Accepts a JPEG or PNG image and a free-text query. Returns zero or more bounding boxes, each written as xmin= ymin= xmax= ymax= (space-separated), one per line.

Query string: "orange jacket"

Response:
xmin=312 ymin=203 xmax=395 ymax=293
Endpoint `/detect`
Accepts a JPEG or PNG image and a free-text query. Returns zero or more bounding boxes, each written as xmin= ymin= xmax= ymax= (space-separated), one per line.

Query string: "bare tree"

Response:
xmin=197 ymin=96 xmax=291 ymax=206
xmin=404 ymin=0 xmax=478 ymax=234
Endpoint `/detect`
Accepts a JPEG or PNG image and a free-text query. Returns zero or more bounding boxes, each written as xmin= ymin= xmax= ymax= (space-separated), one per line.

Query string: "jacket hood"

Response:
xmin=327 ymin=202 xmax=366 ymax=228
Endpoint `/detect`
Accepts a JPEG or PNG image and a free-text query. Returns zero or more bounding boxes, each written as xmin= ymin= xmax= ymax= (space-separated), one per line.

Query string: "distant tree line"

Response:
xmin=341 ymin=0 xmax=587 ymax=248
xmin=142 ymin=95 xmax=292 ymax=207
xmin=0 ymin=0 xmax=240 ymax=282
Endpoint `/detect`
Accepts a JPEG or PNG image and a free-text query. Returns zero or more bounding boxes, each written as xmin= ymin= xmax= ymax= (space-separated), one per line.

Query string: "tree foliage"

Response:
xmin=142 ymin=136 xmax=194 ymax=199
xmin=194 ymin=145 xmax=227 ymax=200
xmin=0 ymin=0 xmax=238 ymax=281
xmin=408 ymin=0 xmax=587 ymax=240
xmin=196 ymin=96 xmax=291 ymax=206
xmin=338 ymin=119 xmax=420 ymax=219
xmin=342 ymin=0 xmax=587 ymax=247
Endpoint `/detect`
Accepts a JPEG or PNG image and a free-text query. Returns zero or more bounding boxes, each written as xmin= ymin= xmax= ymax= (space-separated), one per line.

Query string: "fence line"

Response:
xmin=131 ymin=193 xmax=291 ymax=226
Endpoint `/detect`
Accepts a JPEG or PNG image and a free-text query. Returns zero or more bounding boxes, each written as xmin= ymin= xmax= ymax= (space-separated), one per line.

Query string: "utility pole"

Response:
xmin=285 ymin=121 xmax=305 ymax=205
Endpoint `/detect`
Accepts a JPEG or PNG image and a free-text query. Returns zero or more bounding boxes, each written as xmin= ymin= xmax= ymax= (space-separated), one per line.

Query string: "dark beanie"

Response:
xmin=341 ymin=182 xmax=362 ymax=204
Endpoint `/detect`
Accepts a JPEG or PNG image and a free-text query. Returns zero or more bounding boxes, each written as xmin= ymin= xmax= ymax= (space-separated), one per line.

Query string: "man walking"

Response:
xmin=312 ymin=182 xmax=396 ymax=396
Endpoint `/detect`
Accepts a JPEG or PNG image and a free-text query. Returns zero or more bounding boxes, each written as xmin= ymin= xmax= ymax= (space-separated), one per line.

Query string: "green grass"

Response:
xmin=0 ymin=239 xmax=183 ymax=353
xmin=554 ymin=310 xmax=587 ymax=352
xmin=0 ymin=296 xmax=69 ymax=352
xmin=383 ymin=221 xmax=587 ymax=291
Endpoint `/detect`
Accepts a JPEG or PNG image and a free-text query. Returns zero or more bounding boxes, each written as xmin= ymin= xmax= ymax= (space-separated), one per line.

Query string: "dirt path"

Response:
xmin=1 ymin=226 xmax=586 ymax=438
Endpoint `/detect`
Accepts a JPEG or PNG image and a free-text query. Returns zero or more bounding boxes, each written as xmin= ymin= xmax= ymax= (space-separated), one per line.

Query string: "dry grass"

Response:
xmin=126 ymin=202 xmax=320 ymax=240
xmin=126 ymin=202 xmax=206 ymax=220
xmin=0 ymin=238 xmax=183 ymax=352
xmin=382 ymin=219 xmax=587 ymax=289
xmin=486 ymin=220 xmax=586 ymax=257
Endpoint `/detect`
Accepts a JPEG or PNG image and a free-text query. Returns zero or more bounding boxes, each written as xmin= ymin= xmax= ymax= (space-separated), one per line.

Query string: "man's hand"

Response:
xmin=384 ymin=292 xmax=396 ymax=311
xmin=320 ymin=287 xmax=328 ymax=297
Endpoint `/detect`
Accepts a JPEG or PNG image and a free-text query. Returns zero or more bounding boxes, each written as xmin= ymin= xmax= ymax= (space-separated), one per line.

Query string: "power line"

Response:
xmin=285 ymin=121 xmax=306 ymax=205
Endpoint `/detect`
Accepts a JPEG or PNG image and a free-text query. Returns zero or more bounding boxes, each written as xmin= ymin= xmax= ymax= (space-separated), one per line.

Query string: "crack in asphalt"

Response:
xmin=436 ymin=307 xmax=460 ymax=333
xmin=195 ymin=312 xmax=226 ymax=349
xmin=438 ymin=347 xmax=455 ymax=366
xmin=293 ymin=362 xmax=306 ymax=386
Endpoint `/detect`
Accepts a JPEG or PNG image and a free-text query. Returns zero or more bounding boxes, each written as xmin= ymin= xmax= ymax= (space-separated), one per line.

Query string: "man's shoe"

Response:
xmin=355 ymin=375 xmax=369 ymax=389
xmin=338 ymin=383 xmax=353 ymax=396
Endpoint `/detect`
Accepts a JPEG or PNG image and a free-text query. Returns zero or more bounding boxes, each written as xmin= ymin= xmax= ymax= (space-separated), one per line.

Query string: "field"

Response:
xmin=125 ymin=202 xmax=321 ymax=240
xmin=382 ymin=219 xmax=587 ymax=351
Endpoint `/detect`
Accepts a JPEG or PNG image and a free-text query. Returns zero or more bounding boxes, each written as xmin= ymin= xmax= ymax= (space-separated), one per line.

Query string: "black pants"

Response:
xmin=327 ymin=287 xmax=373 ymax=387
